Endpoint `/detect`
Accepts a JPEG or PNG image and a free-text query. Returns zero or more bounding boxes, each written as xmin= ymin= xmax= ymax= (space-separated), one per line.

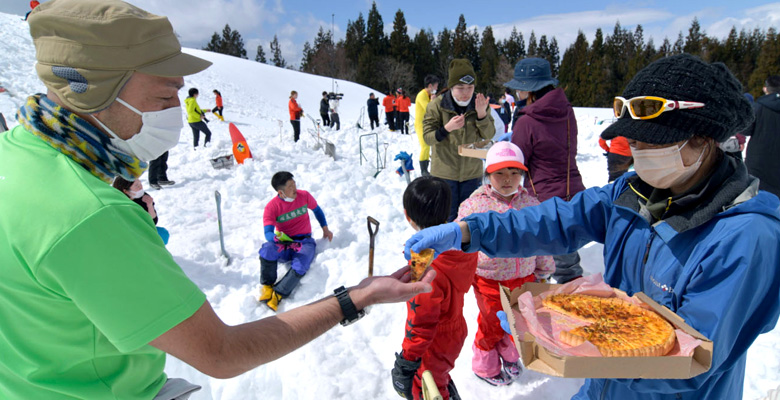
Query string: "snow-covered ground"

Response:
xmin=1 ymin=11 xmax=777 ymax=400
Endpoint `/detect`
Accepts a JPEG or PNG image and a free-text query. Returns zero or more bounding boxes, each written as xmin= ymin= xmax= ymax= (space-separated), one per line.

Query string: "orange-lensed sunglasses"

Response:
xmin=613 ymin=96 xmax=705 ymax=120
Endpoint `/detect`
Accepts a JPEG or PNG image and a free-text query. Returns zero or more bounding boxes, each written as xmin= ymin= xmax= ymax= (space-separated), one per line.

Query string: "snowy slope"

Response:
xmin=1 ymin=11 xmax=777 ymax=400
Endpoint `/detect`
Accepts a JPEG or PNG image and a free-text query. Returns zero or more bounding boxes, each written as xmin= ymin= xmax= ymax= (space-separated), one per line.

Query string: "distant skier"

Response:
xmin=258 ymin=171 xmax=333 ymax=311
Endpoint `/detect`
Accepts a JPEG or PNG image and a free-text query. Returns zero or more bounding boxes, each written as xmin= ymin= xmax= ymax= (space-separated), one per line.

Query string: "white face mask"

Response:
xmin=128 ymin=189 xmax=145 ymax=199
xmin=631 ymin=140 xmax=705 ymax=189
xmin=281 ymin=195 xmax=295 ymax=202
xmin=93 ymin=98 xmax=183 ymax=162
xmin=454 ymin=97 xmax=471 ymax=107
xmin=430 ymin=89 xmax=437 ymax=95
xmin=492 ymin=187 xmax=518 ymax=197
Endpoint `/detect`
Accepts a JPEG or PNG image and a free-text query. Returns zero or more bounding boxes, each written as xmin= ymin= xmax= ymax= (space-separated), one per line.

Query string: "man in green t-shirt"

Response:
xmin=0 ymin=1 xmax=435 ymax=399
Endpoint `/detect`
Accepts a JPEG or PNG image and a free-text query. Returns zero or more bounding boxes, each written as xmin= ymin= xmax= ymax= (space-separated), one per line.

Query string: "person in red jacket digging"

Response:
xmin=391 ymin=176 xmax=478 ymax=400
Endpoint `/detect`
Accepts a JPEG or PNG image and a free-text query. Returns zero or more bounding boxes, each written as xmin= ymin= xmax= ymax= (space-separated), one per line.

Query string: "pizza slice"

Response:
xmin=410 ymin=249 xmax=435 ymax=282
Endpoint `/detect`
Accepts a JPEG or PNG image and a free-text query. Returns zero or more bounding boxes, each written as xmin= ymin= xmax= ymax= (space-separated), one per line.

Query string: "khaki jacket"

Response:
xmin=423 ymin=91 xmax=494 ymax=181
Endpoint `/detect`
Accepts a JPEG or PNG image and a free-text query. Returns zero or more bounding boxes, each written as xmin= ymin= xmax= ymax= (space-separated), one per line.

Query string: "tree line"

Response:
xmin=203 ymin=4 xmax=780 ymax=107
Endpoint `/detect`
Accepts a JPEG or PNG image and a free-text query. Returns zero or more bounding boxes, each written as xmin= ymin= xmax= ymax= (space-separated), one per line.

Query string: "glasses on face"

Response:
xmin=613 ymin=96 xmax=705 ymax=120
xmin=459 ymin=75 xmax=475 ymax=85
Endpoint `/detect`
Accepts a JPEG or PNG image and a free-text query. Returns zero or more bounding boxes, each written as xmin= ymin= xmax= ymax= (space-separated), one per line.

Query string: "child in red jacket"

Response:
xmin=391 ymin=176 xmax=478 ymax=400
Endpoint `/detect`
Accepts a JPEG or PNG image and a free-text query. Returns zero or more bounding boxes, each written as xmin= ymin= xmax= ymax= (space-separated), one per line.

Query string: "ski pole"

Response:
xmin=367 ymin=217 xmax=380 ymax=277
xmin=383 ymin=143 xmax=389 ymax=169
xmin=401 ymin=162 xmax=411 ymax=185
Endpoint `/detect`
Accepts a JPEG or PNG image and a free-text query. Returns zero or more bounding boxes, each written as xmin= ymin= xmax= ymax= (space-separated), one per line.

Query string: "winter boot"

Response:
xmin=265 ymin=291 xmax=282 ymax=312
xmin=420 ymin=160 xmax=430 ymax=176
xmin=474 ymin=370 xmax=512 ymax=386
xmin=502 ymin=359 xmax=523 ymax=380
xmin=258 ymin=284 xmax=274 ymax=302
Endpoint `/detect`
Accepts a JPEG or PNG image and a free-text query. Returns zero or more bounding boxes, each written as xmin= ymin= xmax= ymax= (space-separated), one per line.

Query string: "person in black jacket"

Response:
xmin=367 ymin=93 xmax=380 ymax=130
xmin=745 ymin=75 xmax=780 ymax=198
xmin=320 ymin=91 xmax=331 ymax=128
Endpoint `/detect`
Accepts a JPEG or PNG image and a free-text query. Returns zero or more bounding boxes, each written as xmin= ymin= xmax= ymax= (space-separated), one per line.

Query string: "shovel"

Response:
xmin=367 ymin=216 xmax=380 ymax=277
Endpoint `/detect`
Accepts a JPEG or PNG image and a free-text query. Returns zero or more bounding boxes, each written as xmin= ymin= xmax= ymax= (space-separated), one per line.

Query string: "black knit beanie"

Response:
xmin=447 ymin=58 xmax=477 ymax=88
xmin=602 ymin=54 xmax=754 ymax=145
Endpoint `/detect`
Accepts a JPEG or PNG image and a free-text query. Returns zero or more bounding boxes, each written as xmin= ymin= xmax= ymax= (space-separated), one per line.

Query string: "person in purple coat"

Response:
xmin=506 ymin=57 xmax=585 ymax=283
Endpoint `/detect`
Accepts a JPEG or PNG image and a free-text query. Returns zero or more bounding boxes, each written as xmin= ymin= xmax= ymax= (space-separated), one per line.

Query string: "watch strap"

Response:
xmin=334 ymin=286 xmax=362 ymax=326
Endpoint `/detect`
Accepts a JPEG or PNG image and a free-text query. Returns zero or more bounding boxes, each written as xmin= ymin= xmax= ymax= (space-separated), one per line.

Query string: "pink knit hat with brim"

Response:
xmin=485 ymin=141 xmax=527 ymax=173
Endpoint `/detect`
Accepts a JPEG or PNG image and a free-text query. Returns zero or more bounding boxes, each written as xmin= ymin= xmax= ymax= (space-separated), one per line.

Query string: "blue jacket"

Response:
xmin=462 ymin=171 xmax=780 ymax=400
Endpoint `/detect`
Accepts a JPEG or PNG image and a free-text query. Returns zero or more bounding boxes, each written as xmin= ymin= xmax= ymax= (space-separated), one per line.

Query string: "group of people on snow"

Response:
xmin=1 ymin=1 xmax=778 ymax=400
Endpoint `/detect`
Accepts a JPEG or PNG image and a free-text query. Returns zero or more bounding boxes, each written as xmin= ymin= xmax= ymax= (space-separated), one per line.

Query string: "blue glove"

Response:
xmin=497 ymin=310 xmax=511 ymax=334
xmin=394 ymin=151 xmax=411 ymax=161
xmin=404 ymin=222 xmax=462 ymax=260
xmin=496 ymin=131 xmax=512 ymax=142
xmin=156 ymin=226 xmax=170 ymax=245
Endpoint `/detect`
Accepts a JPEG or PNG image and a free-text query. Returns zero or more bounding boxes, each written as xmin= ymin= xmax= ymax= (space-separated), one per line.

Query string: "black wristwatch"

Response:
xmin=334 ymin=286 xmax=366 ymax=326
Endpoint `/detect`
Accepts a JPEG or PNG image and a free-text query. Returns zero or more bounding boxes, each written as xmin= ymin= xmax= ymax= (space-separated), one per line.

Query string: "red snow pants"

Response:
xmin=412 ymin=318 xmax=467 ymax=400
xmin=472 ymin=274 xmax=535 ymax=351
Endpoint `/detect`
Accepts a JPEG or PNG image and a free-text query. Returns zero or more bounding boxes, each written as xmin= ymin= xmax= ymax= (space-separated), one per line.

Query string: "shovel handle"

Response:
xmin=367 ymin=217 xmax=380 ymax=277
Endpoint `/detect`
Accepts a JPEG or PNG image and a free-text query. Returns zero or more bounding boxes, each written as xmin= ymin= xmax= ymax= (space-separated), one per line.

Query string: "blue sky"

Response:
xmin=3 ymin=1 xmax=778 ymax=68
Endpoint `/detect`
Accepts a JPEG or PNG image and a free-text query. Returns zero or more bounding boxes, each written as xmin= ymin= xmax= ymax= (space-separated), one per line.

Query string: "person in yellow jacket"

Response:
xmin=415 ymin=75 xmax=440 ymax=176
xmin=185 ymin=88 xmax=212 ymax=147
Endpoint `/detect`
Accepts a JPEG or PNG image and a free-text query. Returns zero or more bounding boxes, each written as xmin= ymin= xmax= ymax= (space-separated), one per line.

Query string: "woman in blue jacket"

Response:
xmin=404 ymin=54 xmax=780 ymax=400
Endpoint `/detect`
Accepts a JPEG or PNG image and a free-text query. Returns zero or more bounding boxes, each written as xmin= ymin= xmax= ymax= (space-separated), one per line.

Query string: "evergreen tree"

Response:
xmin=658 ymin=37 xmax=672 ymax=59
xmin=344 ymin=14 xmax=366 ymax=65
xmin=300 ymin=41 xmax=312 ymax=71
xmin=673 ymin=32 xmax=685 ymax=54
xmin=452 ymin=15 xmax=470 ymax=59
xmin=588 ymin=28 xmax=611 ymax=107
xmin=202 ymin=24 xmax=247 ymax=59
xmin=478 ymin=26 xmax=500 ymax=95
xmin=527 ymin=31 xmax=538 ymax=56
xmin=684 ymin=17 xmax=704 ymax=57
xmin=412 ymin=29 xmax=437 ymax=89
xmin=255 ymin=44 xmax=267 ymax=63
xmin=749 ymin=27 xmax=780 ymax=96
xmin=436 ymin=27 xmax=453 ymax=82
xmin=270 ymin=35 xmax=286 ymax=68
xmin=502 ymin=27 xmax=525 ymax=65
xmin=365 ymin=2 xmax=387 ymax=55
xmin=389 ymin=9 xmax=412 ymax=64
xmin=549 ymin=37 xmax=560 ymax=77
xmin=558 ymin=30 xmax=589 ymax=105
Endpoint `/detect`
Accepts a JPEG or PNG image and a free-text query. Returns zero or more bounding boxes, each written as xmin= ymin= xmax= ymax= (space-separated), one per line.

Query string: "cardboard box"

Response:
xmin=500 ymin=282 xmax=713 ymax=379
xmin=458 ymin=140 xmax=493 ymax=159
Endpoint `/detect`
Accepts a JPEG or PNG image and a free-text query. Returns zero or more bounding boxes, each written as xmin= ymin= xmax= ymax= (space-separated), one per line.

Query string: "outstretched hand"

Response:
xmin=475 ymin=93 xmax=489 ymax=119
xmin=403 ymin=222 xmax=463 ymax=260
xmin=322 ymin=226 xmax=334 ymax=242
xmin=350 ymin=265 xmax=436 ymax=309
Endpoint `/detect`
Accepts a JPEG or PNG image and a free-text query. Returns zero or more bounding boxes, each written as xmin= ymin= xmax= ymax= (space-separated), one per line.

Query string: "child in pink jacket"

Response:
xmin=457 ymin=141 xmax=555 ymax=386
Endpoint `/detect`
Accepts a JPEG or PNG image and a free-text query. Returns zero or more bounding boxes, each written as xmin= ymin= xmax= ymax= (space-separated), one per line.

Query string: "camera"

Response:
xmin=327 ymin=92 xmax=344 ymax=100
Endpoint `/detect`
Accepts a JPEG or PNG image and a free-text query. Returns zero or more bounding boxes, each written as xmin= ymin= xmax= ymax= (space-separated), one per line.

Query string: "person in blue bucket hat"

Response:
xmin=505 ymin=57 xmax=586 ymax=284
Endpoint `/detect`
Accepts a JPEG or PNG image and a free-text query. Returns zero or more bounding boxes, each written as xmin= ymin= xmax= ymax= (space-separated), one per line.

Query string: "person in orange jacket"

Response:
xmin=384 ymin=91 xmax=397 ymax=131
xmin=289 ymin=90 xmax=304 ymax=142
xmin=24 ymin=0 xmax=40 ymax=21
xmin=598 ymin=134 xmax=633 ymax=182
xmin=397 ymin=89 xmax=412 ymax=135
xmin=211 ymin=89 xmax=224 ymax=121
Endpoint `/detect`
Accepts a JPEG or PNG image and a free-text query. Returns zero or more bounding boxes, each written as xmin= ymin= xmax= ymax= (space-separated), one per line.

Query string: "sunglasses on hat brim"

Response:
xmin=613 ymin=96 xmax=705 ymax=120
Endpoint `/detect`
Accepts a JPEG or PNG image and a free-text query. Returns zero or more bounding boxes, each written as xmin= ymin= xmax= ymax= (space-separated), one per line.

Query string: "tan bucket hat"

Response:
xmin=28 ymin=0 xmax=212 ymax=113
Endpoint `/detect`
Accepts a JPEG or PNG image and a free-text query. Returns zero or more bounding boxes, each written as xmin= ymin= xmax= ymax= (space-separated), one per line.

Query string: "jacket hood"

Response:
xmin=757 ymin=93 xmax=780 ymax=113
xmin=522 ymin=88 xmax=571 ymax=123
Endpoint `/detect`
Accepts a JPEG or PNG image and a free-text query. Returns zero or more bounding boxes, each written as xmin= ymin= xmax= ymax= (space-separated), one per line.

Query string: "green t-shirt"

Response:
xmin=0 ymin=126 xmax=207 ymax=399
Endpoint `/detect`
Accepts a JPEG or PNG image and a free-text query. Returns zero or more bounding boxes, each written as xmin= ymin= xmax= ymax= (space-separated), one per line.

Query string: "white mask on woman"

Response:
xmin=631 ymin=140 xmax=705 ymax=189
xmin=128 ymin=189 xmax=145 ymax=199
xmin=93 ymin=98 xmax=183 ymax=162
